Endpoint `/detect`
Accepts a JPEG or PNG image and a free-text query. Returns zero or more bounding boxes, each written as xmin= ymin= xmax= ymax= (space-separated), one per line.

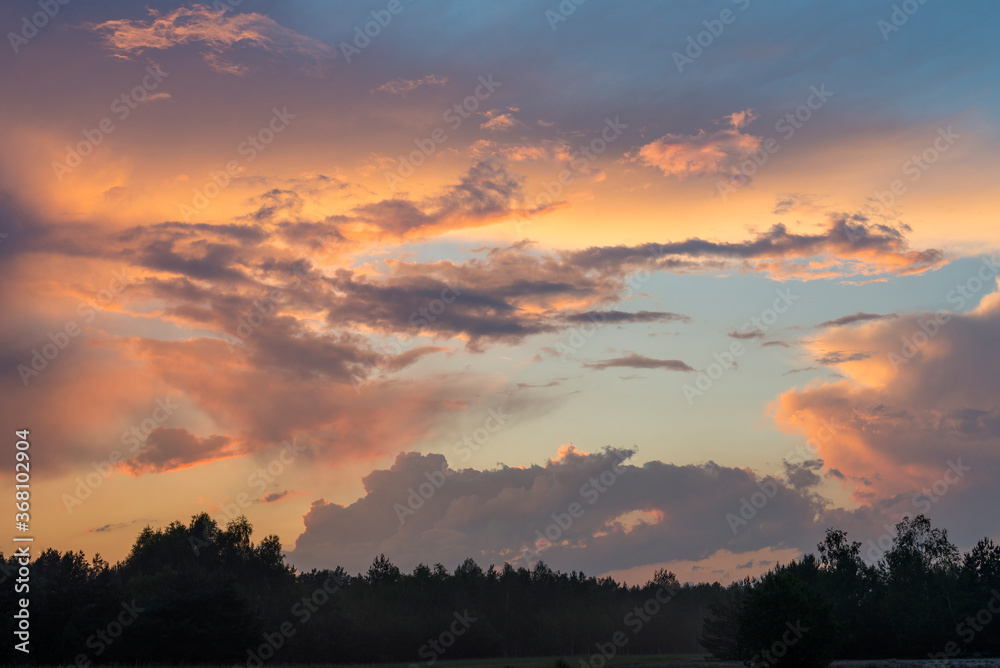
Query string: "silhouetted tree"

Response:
xmin=700 ymin=578 xmax=750 ymax=660
xmin=737 ymin=562 xmax=842 ymax=668
xmin=3 ymin=513 xmax=1000 ymax=665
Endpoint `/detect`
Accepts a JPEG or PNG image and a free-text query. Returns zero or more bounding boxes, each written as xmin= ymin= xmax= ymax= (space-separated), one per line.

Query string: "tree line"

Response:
xmin=1 ymin=513 xmax=998 ymax=666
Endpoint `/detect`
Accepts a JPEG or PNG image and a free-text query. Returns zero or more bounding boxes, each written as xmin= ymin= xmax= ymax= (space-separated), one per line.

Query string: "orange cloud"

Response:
xmin=772 ymin=277 xmax=1000 ymax=503
xmin=88 ymin=4 xmax=333 ymax=74
xmin=631 ymin=109 xmax=762 ymax=180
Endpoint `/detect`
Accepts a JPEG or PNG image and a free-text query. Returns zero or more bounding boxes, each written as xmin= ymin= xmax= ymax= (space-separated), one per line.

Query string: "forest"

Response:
xmin=2 ymin=513 xmax=999 ymax=667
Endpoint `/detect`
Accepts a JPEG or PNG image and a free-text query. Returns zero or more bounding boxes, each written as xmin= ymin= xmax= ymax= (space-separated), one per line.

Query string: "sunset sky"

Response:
xmin=2 ymin=0 xmax=999 ymax=585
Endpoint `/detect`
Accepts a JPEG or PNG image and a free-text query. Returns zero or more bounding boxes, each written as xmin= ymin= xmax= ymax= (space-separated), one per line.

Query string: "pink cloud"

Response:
xmin=88 ymin=4 xmax=333 ymax=75
xmin=631 ymin=109 xmax=762 ymax=179
xmin=375 ymin=74 xmax=448 ymax=95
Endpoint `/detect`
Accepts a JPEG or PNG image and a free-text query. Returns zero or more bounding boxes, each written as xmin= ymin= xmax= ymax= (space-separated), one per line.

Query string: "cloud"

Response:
xmin=773 ymin=194 xmax=824 ymax=216
xmin=118 ymin=334 xmax=498 ymax=469
xmin=567 ymin=216 xmax=945 ymax=280
xmin=321 ymin=243 xmax=634 ymax=349
xmin=120 ymin=427 xmax=238 ymax=475
xmin=728 ymin=329 xmax=765 ymax=340
xmin=87 ymin=520 xmax=147 ymax=534
xmin=0 ymin=180 xmax=952 ymax=482
xmin=87 ymin=4 xmax=333 ymax=75
xmin=375 ymin=75 xmax=448 ymax=95
xmin=630 ymin=110 xmax=762 ymax=180
xmin=815 ymin=351 xmax=873 ymax=365
xmin=564 ymin=310 xmax=690 ymax=325
xmin=772 ymin=280 xmax=1000 ymax=524
xmin=290 ymin=446 xmax=827 ymax=575
xmin=90 ymin=523 xmax=129 ymax=534
xmin=470 ymin=140 xmax=548 ymax=162
xmin=763 ymin=341 xmax=792 ymax=348
xmin=355 ymin=161 xmax=538 ymax=238
xmin=815 ymin=312 xmax=897 ymax=328
xmin=480 ymin=108 xmax=523 ymax=131
xmin=584 ymin=354 xmax=695 ymax=372
xmin=783 ymin=458 xmax=824 ymax=489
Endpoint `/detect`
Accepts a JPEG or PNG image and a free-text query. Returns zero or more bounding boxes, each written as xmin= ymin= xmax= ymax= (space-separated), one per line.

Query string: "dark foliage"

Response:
xmin=2 ymin=512 xmax=999 ymax=666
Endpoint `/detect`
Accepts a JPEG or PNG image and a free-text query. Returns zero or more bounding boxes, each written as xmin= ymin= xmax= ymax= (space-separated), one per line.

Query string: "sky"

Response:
xmin=1 ymin=0 xmax=999 ymax=585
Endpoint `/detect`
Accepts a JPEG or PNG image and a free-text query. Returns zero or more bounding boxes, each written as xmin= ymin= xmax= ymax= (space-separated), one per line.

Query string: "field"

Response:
xmin=327 ymin=657 xmax=1000 ymax=668
xmin=48 ymin=656 xmax=1000 ymax=668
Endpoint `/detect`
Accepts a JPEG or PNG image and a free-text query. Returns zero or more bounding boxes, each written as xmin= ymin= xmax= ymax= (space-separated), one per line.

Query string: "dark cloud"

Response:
xmin=354 ymin=161 xmax=535 ymax=237
xmin=117 ymin=221 xmax=267 ymax=244
xmin=783 ymin=458 xmax=824 ymax=489
xmin=291 ymin=447 xmax=828 ymax=575
xmin=584 ymin=354 xmax=694 ymax=372
xmin=815 ymin=312 xmax=897 ymax=328
xmin=772 ymin=194 xmax=822 ymax=216
xmin=728 ymin=329 xmax=765 ymax=340
xmin=90 ymin=523 xmax=127 ymax=533
xmin=566 ymin=216 xmax=945 ymax=278
xmin=87 ymin=520 xmax=147 ymax=534
xmin=325 ymin=271 xmax=559 ymax=349
xmin=762 ymin=341 xmax=792 ymax=348
xmin=245 ymin=189 xmax=305 ymax=222
xmin=1 ymin=187 xmax=944 ymax=365
xmin=816 ymin=351 xmax=873 ymax=365
xmin=121 ymin=427 xmax=237 ymax=475
xmin=563 ymin=310 xmax=691 ymax=325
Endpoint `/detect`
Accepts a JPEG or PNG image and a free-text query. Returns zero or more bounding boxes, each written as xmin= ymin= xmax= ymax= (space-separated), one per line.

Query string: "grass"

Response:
xmin=28 ymin=655 xmax=738 ymax=668
xmin=330 ymin=655 xmax=733 ymax=668
xmin=40 ymin=656 xmax=1000 ymax=667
